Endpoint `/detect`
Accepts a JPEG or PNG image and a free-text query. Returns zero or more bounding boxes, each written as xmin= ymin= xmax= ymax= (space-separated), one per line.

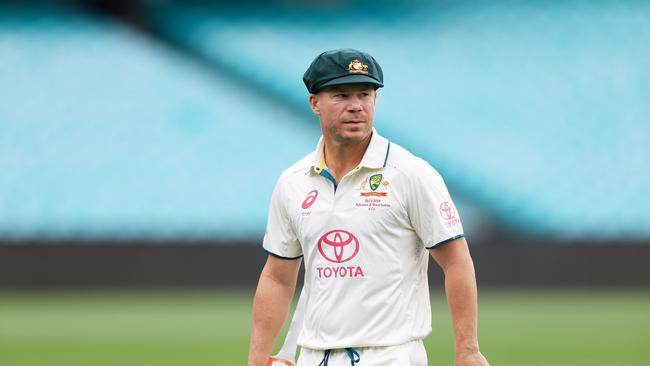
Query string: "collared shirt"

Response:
xmin=263 ymin=129 xmax=464 ymax=349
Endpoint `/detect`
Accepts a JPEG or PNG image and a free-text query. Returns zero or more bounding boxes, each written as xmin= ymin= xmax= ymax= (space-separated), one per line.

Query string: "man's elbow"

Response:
xmin=258 ymin=255 xmax=301 ymax=289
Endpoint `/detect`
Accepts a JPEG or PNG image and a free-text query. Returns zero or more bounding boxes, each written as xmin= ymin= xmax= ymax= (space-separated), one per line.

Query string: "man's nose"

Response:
xmin=347 ymin=96 xmax=363 ymax=112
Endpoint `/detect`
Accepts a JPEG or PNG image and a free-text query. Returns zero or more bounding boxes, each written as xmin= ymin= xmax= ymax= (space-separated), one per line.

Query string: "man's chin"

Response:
xmin=338 ymin=130 xmax=371 ymax=143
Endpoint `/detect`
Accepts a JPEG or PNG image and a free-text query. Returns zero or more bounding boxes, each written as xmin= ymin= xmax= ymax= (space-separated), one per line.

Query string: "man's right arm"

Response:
xmin=248 ymin=255 xmax=302 ymax=366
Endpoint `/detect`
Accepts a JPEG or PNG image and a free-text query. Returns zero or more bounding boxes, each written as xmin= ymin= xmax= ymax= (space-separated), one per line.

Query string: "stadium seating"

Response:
xmin=2 ymin=1 xmax=649 ymax=241
xmin=0 ymin=5 xmax=318 ymax=240
xmin=144 ymin=0 xmax=650 ymax=239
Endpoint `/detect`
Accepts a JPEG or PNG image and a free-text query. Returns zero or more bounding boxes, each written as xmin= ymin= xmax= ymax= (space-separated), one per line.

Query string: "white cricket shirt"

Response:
xmin=263 ymin=129 xmax=464 ymax=350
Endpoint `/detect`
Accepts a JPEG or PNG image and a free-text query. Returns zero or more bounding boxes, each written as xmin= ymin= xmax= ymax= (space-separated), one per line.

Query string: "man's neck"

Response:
xmin=323 ymin=133 xmax=372 ymax=183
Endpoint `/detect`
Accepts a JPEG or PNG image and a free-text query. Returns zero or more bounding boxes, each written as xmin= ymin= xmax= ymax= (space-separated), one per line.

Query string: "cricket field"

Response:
xmin=1 ymin=289 xmax=648 ymax=366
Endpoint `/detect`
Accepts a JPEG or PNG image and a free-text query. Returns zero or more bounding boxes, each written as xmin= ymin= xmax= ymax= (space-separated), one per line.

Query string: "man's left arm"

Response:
xmin=429 ymin=237 xmax=489 ymax=366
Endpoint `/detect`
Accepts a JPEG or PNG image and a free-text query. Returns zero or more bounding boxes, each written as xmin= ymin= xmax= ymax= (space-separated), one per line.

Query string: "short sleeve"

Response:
xmin=407 ymin=159 xmax=464 ymax=249
xmin=262 ymin=179 xmax=303 ymax=259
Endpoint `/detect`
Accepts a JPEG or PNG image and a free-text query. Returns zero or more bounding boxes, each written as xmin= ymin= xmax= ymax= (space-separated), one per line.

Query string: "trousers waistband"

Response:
xmin=317 ymin=348 xmax=360 ymax=366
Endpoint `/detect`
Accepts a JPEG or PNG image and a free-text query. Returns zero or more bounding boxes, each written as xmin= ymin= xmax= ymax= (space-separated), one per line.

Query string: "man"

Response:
xmin=248 ymin=48 xmax=489 ymax=366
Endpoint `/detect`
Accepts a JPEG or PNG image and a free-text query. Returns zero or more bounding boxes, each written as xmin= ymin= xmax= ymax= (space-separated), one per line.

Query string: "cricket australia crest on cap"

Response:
xmin=348 ymin=59 xmax=369 ymax=74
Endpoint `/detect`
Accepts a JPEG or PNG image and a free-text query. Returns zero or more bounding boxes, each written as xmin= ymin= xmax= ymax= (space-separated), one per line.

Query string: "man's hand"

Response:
xmin=267 ymin=356 xmax=296 ymax=366
xmin=455 ymin=349 xmax=490 ymax=366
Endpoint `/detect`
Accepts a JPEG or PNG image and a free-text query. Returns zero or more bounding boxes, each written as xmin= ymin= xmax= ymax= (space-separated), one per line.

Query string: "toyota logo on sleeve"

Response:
xmin=439 ymin=201 xmax=461 ymax=229
xmin=317 ymin=229 xmax=359 ymax=263
xmin=439 ymin=201 xmax=456 ymax=220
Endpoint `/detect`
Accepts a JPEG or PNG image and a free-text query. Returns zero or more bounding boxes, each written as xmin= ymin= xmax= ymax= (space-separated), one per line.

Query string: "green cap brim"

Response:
xmin=319 ymin=74 xmax=384 ymax=91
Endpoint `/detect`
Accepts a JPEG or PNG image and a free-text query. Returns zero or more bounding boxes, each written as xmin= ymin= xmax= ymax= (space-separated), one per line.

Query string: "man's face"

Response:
xmin=309 ymin=83 xmax=377 ymax=144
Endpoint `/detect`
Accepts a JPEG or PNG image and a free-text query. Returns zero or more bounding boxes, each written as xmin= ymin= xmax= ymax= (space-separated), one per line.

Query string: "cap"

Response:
xmin=303 ymin=48 xmax=384 ymax=94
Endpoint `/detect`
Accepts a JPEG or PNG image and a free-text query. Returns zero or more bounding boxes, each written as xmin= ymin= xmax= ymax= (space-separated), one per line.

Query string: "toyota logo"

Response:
xmin=317 ymin=230 xmax=360 ymax=263
xmin=439 ymin=201 xmax=455 ymax=220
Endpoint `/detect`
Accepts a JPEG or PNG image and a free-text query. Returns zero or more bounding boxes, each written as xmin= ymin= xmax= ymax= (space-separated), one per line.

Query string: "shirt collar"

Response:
xmin=311 ymin=128 xmax=391 ymax=173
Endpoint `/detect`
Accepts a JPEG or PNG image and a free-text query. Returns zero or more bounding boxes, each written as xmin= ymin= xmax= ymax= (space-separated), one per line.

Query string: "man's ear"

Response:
xmin=309 ymin=94 xmax=320 ymax=116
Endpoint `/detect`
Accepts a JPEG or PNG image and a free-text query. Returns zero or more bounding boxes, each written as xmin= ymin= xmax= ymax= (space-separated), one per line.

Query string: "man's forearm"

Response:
xmin=248 ymin=268 xmax=297 ymax=366
xmin=443 ymin=257 xmax=480 ymax=355
xmin=430 ymin=238 xmax=488 ymax=366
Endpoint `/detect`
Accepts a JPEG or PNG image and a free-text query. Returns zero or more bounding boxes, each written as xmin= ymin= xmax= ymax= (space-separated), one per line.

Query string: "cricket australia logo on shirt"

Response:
xmin=362 ymin=174 xmax=386 ymax=196
xmin=356 ymin=174 xmax=391 ymax=211
xmin=316 ymin=230 xmax=364 ymax=279
xmin=369 ymin=174 xmax=382 ymax=191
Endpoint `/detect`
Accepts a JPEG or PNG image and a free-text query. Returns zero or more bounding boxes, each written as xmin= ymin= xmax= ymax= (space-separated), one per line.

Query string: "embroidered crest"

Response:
xmin=348 ymin=59 xmax=369 ymax=74
xmin=360 ymin=174 xmax=389 ymax=197
xmin=369 ymin=174 xmax=383 ymax=191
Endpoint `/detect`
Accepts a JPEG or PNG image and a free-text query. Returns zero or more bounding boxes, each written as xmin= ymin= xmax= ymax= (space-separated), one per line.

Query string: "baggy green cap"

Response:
xmin=303 ymin=48 xmax=384 ymax=94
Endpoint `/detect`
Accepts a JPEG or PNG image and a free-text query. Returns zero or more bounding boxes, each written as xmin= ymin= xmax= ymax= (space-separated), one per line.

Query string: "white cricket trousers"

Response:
xmin=297 ymin=339 xmax=427 ymax=366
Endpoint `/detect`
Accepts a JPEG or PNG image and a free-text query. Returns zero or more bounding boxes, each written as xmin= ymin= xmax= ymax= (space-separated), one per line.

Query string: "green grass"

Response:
xmin=0 ymin=289 xmax=649 ymax=366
